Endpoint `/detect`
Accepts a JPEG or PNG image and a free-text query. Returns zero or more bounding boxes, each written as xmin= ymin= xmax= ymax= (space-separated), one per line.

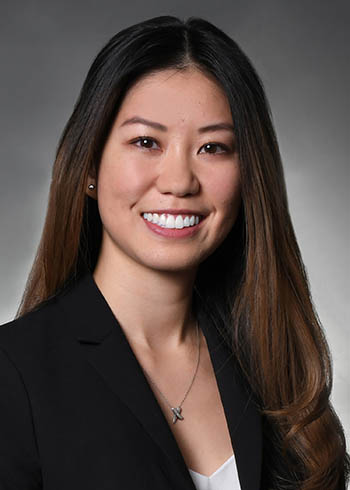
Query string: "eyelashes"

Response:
xmin=130 ymin=136 xmax=232 ymax=155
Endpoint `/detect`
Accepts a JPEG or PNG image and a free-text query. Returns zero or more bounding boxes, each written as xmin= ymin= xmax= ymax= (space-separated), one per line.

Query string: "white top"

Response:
xmin=188 ymin=453 xmax=242 ymax=490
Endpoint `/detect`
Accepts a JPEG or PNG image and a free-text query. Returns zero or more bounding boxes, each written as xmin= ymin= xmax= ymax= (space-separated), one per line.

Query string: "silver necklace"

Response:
xmin=141 ymin=321 xmax=201 ymax=424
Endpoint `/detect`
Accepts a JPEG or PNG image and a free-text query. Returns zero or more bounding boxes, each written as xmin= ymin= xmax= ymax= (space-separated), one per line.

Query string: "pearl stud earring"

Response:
xmin=88 ymin=184 xmax=95 ymax=190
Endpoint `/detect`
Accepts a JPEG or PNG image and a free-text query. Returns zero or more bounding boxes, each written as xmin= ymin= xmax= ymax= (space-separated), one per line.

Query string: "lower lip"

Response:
xmin=142 ymin=217 xmax=204 ymax=238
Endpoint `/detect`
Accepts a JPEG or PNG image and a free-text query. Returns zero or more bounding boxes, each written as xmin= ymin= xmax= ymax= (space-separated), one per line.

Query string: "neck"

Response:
xmin=93 ymin=247 xmax=198 ymax=354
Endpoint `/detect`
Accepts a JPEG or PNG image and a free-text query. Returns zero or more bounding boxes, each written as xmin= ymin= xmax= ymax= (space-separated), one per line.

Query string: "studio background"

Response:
xmin=1 ymin=0 xmax=349 ymax=442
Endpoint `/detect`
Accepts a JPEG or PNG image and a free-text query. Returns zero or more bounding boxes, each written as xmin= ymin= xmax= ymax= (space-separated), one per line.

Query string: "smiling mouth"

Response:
xmin=142 ymin=212 xmax=204 ymax=229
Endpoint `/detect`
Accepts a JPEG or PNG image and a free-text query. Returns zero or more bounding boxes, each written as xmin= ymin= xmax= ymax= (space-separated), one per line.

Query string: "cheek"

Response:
xmin=97 ymin=156 xmax=153 ymax=209
xmin=209 ymin=168 xmax=241 ymax=216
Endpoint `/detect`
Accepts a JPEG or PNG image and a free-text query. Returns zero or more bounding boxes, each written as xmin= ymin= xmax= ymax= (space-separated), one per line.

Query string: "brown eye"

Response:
xmin=199 ymin=142 xmax=228 ymax=154
xmin=133 ymin=137 xmax=159 ymax=150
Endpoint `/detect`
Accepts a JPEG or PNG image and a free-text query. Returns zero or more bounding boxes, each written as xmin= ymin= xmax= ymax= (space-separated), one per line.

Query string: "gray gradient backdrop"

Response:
xmin=1 ymin=0 xmax=349 ymax=442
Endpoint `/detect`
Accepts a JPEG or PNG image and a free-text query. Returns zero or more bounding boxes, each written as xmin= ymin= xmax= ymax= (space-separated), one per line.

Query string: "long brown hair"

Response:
xmin=16 ymin=16 xmax=349 ymax=489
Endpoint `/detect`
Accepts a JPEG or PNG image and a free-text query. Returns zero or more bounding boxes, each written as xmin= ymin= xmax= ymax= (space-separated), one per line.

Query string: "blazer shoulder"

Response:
xmin=0 ymin=297 xmax=67 ymax=362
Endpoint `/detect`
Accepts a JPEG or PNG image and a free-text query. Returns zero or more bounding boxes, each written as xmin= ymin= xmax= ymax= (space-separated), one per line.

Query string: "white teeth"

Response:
xmin=142 ymin=213 xmax=201 ymax=229
xmin=159 ymin=213 xmax=167 ymax=226
xmin=175 ymin=215 xmax=184 ymax=229
xmin=165 ymin=215 xmax=175 ymax=228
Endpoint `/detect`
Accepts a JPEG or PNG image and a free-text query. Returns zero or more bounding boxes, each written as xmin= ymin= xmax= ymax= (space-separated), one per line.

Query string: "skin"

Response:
xmin=87 ymin=67 xmax=241 ymax=354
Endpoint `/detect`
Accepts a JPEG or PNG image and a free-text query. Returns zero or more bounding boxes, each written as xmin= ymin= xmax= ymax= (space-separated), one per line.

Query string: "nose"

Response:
xmin=156 ymin=150 xmax=200 ymax=197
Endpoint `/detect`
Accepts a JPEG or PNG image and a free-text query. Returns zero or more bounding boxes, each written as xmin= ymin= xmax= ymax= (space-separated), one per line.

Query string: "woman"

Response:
xmin=0 ymin=15 xmax=348 ymax=490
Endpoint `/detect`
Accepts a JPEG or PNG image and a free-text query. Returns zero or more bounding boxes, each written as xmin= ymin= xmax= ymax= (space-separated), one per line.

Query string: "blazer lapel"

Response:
xmin=57 ymin=272 xmax=262 ymax=489
xmin=196 ymin=304 xmax=263 ymax=489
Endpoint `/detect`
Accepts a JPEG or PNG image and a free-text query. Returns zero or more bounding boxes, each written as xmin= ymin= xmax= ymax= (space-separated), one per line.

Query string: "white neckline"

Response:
xmin=188 ymin=453 xmax=235 ymax=479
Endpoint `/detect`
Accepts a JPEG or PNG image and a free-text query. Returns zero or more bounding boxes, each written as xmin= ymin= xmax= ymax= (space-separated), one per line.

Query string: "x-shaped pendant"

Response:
xmin=171 ymin=406 xmax=184 ymax=424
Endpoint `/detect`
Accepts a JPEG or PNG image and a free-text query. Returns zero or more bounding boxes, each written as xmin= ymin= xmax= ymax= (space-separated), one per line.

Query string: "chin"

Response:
xmin=139 ymin=254 xmax=201 ymax=274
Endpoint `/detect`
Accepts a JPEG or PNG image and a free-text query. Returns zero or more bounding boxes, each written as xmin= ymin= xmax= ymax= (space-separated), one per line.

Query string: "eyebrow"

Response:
xmin=119 ymin=116 xmax=235 ymax=134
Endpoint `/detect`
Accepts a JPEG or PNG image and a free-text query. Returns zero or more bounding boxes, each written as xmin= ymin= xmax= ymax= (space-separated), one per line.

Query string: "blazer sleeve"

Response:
xmin=0 ymin=346 xmax=42 ymax=489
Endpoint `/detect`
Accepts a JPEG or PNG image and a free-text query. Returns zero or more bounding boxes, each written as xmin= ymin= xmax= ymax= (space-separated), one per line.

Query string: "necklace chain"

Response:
xmin=140 ymin=321 xmax=200 ymax=424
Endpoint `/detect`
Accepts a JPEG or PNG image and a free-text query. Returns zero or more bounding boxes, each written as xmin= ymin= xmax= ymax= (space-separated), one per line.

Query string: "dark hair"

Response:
xmin=16 ymin=15 xmax=349 ymax=489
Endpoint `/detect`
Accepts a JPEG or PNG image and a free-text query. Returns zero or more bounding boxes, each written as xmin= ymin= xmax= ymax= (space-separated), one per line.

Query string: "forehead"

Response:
xmin=115 ymin=67 xmax=232 ymax=125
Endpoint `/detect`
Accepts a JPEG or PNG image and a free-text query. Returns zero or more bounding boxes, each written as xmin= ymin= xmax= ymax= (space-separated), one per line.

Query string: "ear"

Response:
xmin=86 ymin=175 xmax=97 ymax=200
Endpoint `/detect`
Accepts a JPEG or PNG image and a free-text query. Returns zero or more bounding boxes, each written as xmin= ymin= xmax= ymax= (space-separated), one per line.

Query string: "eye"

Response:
xmin=131 ymin=136 xmax=159 ymax=150
xmin=198 ymin=142 xmax=230 ymax=155
xmin=131 ymin=137 xmax=231 ymax=155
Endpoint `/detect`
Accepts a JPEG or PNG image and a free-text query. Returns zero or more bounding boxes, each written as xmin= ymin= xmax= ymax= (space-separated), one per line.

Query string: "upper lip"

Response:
xmin=142 ymin=209 xmax=206 ymax=217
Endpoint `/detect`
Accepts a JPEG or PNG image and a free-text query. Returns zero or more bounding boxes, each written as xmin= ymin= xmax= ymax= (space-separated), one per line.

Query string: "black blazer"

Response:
xmin=0 ymin=272 xmax=263 ymax=489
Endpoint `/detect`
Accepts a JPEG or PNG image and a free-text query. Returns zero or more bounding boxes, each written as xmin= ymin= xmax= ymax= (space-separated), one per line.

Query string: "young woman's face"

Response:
xmin=94 ymin=67 xmax=241 ymax=274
